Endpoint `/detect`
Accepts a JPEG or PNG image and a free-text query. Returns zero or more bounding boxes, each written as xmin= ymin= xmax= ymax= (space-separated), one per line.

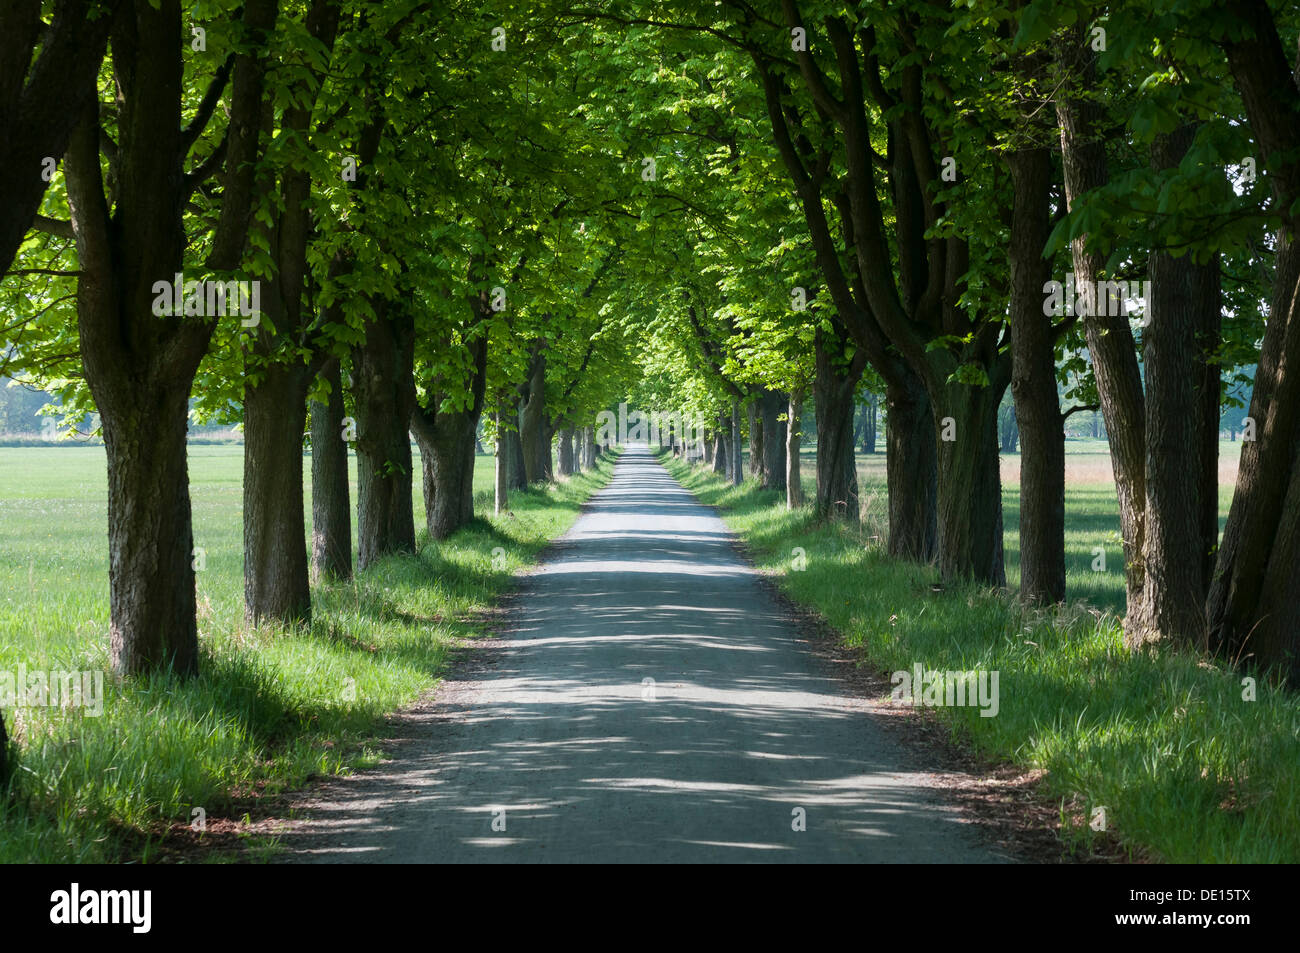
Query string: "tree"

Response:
xmin=1208 ymin=0 xmax=1300 ymax=683
xmin=1034 ymin=0 xmax=1256 ymax=640
xmin=310 ymin=357 xmax=351 ymax=581
xmin=62 ymin=0 xmax=277 ymax=674
xmin=240 ymin=0 xmax=343 ymax=625
xmin=1052 ymin=21 xmax=1149 ymax=627
xmin=0 ymin=0 xmax=121 ymax=276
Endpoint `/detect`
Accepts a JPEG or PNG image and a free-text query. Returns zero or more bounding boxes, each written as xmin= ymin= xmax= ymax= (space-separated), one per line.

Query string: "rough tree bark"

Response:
xmin=713 ymin=413 xmax=729 ymax=475
xmin=352 ymin=299 xmax=416 ymax=569
xmin=730 ymin=400 xmax=743 ymax=485
xmin=241 ymin=0 xmax=340 ymax=625
xmin=310 ymin=357 xmax=352 ymax=581
xmin=557 ymin=427 xmax=575 ymax=476
xmin=929 ymin=383 xmax=1008 ymax=586
xmin=1057 ymin=30 xmax=1148 ymax=629
xmin=243 ymin=360 xmax=314 ymax=625
xmin=1206 ymin=0 xmax=1300 ymax=682
xmin=754 ymin=55 xmax=937 ymax=563
xmin=758 ymin=389 xmax=788 ymax=492
xmin=412 ymin=410 xmax=479 ymax=540
xmin=1006 ymin=145 xmax=1066 ymax=604
xmin=519 ymin=347 xmax=550 ymax=483
xmin=1138 ymin=122 xmax=1222 ymax=648
xmin=786 ymin=391 xmax=804 ymax=507
xmin=62 ymin=0 xmax=275 ymax=674
xmin=814 ymin=323 xmax=866 ymax=522
xmin=767 ymin=18 xmax=1001 ymax=581
xmin=96 ymin=365 xmax=202 ymax=670
xmin=0 ymin=0 xmax=121 ymax=275
xmin=504 ymin=406 xmax=527 ymax=490
xmin=411 ymin=322 xmax=488 ymax=541
xmin=494 ymin=409 xmax=510 ymax=514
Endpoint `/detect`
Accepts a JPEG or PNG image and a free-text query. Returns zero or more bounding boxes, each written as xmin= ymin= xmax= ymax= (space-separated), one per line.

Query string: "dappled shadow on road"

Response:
xmin=276 ymin=446 xmax=1006 ymax=863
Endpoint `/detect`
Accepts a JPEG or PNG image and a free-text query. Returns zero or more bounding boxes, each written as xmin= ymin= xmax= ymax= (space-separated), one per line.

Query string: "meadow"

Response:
xmin=668 ymin=438 xmax=1298 ymax=863
xmin=830 ymin=437 xmax=1243 ymax=613
xmin=4 ymin=436 xmax=1291 ymax=864
xmin=0 ymin=444 xmax=613 ymax=862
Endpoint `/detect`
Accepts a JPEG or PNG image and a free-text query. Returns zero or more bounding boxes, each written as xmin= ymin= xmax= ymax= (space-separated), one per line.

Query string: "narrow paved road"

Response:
xmin=278 ymin=445 xmax=1006 ymax=862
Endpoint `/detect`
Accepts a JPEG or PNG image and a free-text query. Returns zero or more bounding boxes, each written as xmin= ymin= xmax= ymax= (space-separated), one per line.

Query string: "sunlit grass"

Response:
xmin=796 ymin=437 xmax=1243 ymax=615
xmin=668 ymin=449 xmax=1298 ymax=864
xmin=0 ymin=444 xmax=615 ymax=862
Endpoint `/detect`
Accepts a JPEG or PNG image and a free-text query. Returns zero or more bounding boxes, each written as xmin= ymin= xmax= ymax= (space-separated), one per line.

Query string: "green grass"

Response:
xmin=0 ymin=444 xmax=616 ymax=862
xmin=802 ymin=436 xmax=1243 ymax=614
xmin=665 ymin=450 xmax=1299 ymax=864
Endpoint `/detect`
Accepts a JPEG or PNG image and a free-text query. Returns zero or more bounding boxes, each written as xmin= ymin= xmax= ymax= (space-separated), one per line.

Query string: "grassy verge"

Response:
xmin=804 ymin=437 xmax=1242 ymax=615
xmin=0 ymin=446 xmax=617 ymax=862
xmin=662 ymin=452 xmax=1299 ymax=863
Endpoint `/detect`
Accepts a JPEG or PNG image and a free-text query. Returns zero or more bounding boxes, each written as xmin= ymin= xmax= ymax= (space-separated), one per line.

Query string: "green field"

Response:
xmin=669 ymin=443 xmax=1298 ymax=863
xmin=0 ymin=444 xmax=613 ymax=862
xmin=792 ymin=437 xmax=1244 ymax=614
xmin=2 ymin=438 xmax=1284 ymax=863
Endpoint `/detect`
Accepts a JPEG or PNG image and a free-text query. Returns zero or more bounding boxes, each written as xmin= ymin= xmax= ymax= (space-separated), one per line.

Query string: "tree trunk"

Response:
xmin=713 ymin=418 xmax=728 ymax=476
xmin=1058 ymin=32 xmax=1148 ymax=631
xmin=411 ymin=322 xmax=487 ymax=541
xmin=1207 ymin=0 xmax=1300 ymax=682
xmin=557 ymin=427 xmax=575 ymax=476
xmin=243 ymin=363 xmax=313 ymax=625
xmin=505 ymin=408 xmax=527 ymax=490
xmin=520 ymin=350 xmax=549 ymax=483
xmin=1138 ymin=123 xmax=1222 ymax=648
xmin=999 ymin=405 xmax=1020 ymax=452
xmin=240 ymin=0 xmax=341 ymax=622
xmin=747 ymin=400 xmax=763 ymax=482
xmin=310 ymin=358 xmax=352 ymax=582
xmin=102 ymin=381 xmax=203 ymax=675
xmin=414 ymin=417 xmax=479 ymax=540
xmin=1006 ymin=146 xmax=1066 ymax=604
xmin=759 ymin=389 xmax=788 ymax=491
xmin=731 ymin=400 xmax=743 ymax=485
xmin=863 ymin=395 xmax=877 ymax=453
xmin=885 ymin=375 xmax=938 ymax=562
xmin=66 ymin=118 xmax=209 ymax=677
xmin=59 ymin=0 xmax=275 ymax=675
xmin=1207 ymin=236 xmax=1300 ymax=678
xmin=583 ymin=425 xmax=598 ymax=469
xmin=931 ymin=382 xmax=1008 ymax=586
xmin=786 ymin=391 xmax=804 ymax=507
xmin=542 ymin=425 xmax=556 ymax=481
xmin=0 ymin=1 xmax=117 ymax=276
xmin=814 ymin=324 xmax=866 ymax=522
xmin=811 ymin=328 xmax=863 ymax=520
xmin=494 ymin=410 xmax=510 ymax=515
xmin=352 ymin=301 xmax=416 ymax=569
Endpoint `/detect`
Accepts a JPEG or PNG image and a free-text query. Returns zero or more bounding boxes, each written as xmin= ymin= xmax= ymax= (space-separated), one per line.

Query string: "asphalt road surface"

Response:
xmin=277 ymin=444 xmax=1006 ymax=863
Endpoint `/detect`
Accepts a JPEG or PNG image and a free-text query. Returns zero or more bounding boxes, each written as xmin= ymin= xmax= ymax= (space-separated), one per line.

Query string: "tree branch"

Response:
xmin=182 ymin=54 xmax=234 ymax=151
xmin=31 ymin=216 xmax=74 ymax=239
